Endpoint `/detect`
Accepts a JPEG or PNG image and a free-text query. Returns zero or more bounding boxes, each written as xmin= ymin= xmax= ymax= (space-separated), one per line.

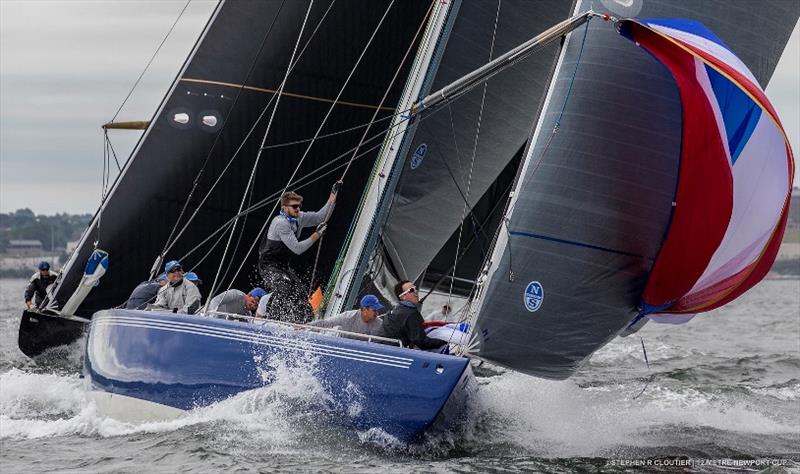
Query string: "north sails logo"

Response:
xmin=524 ymin=281 xmax=544 ymax=312
xmin=410 ymin=143 xmax=427 ymax=169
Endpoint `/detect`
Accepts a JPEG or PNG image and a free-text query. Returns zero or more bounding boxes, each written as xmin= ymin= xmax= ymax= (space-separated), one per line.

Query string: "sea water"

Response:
xmin=1 ymin=278 xmax=798 ymax=472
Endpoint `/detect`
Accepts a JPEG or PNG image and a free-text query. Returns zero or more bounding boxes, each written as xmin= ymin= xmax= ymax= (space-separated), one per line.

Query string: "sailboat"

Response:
xmin=17 ymin=0 xmax=797 ymax=442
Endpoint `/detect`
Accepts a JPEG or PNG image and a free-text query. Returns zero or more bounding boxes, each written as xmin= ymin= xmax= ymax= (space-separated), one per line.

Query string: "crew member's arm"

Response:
xmin=152 ymin=285 xmax=169 ymax=309
xmin=180 ymin=283 xmax=202 ymax=314
xmin=24 ymin=279 xmax=36 ymax=309
xmin=276 ymin=219 xmax=317 ymax=254
xmin=298 ymin=181 xmax=341 ymax=228
xmin=406 ymin=311 xmax=447 ymax=350
xmin=309 ymin=312 xmax=347 ymax=328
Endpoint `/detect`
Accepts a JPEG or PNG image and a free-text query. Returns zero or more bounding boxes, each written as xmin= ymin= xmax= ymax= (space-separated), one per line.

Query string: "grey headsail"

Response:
xmin=50 ymin=0 xmax=433 ymax=316
xmin=381 ymin=0 xmax=577 ymax=283
xmin=472 ymin=0 xmax=799 ymax=380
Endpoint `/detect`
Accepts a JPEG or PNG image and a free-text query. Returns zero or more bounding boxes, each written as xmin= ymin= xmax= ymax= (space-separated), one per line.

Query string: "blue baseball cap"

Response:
xmin=184 ymin=271 xmax=200 ymax=282
xmin=156 ymin=273 xmax=167 ymax=281
xmin=38 ymin=261 xmax=50 ymax=270
xmin=359 ymin=294 xmax=384 ymax=311
xmin=249 ymin=288 xmax=267 ymax=299
xmin=164 ymin=260 xmax=182 ymax=272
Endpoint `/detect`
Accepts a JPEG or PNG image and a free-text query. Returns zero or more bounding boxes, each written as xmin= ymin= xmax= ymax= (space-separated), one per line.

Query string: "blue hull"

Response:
xmin=85 ymin=309 xmax=474 ymax=442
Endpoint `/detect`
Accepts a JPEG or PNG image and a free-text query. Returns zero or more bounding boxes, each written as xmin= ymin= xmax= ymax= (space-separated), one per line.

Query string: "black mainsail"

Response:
xmin=49 ymin=0 xmax=432 ymax=316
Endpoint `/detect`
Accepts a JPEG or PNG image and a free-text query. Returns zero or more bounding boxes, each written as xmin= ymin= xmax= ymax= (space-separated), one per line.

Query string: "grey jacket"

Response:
xmin=310 ymin=309 xmax=383 ymax=336
xmin=263 ymin=201 xmax=333 ymax=257
xmin=153 ymin=278 xmax=201 ymax=314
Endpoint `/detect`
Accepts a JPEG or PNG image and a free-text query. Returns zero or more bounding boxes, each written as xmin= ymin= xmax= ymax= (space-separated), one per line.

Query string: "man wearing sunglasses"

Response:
xmin=380 ymin=280 xmax=447 ymax=351
xmin=152 ymin=260 xmax=201 ymax=314
xmin=258 ymin=181 xmax=342 ymax=323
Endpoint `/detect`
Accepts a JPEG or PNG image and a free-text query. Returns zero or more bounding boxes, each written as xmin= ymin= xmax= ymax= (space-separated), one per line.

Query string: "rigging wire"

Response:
xmin=446 ymin=0 xmax=501 ymax=307
xmin=156 ymin=0 xmax=291 ymax=276
xmin=205 ymin=0 xmax=318 ymax=306
xmin=209 ymin=99 xmax=452 ymax=296
xmin=632 ymin=336 xmax=652 ymax=399
xmin=109 ymin=0 xmax=192 ymax=124
xmin=222 ymin=0 xmax=399 ymax=295
xmin=464 ymin=17 xmax=593 ymax=346
xmin=308 ymin=0 xmax=435 ymax=293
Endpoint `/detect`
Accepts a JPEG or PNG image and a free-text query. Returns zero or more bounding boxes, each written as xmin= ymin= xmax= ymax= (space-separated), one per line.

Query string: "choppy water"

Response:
xmin=1 ymin=277 xmax=798 ymax=473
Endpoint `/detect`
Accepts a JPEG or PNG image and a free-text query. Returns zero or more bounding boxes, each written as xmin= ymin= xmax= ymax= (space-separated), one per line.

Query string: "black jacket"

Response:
xmin=381 ymin=302 xmax=446 ymax=350
xmin=24 ymin=272 xmax=58 ymax=306
xmin=126 ymin=281 xmax=161 ymax=310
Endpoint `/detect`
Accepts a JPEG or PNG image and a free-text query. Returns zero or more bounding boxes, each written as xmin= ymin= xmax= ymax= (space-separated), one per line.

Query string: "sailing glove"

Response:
xmin=331 ymin=181 xmax=343 ymax=194
xmin=316 ymin=222 xmax=328 ymax=236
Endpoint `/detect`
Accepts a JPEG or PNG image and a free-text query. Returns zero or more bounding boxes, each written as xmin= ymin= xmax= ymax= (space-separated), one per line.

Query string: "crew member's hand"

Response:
xmin=329 ymin=180 xmax=343 ymax=203
xmin=316 ymin=222 xmax=328 ymax=237
xmin=25 ymin=301 xmax=32 ymax=310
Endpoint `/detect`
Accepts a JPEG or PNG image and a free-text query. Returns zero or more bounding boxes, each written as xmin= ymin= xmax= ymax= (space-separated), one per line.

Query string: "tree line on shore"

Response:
xmin=0 ymin=209 xmax=92 ymax=253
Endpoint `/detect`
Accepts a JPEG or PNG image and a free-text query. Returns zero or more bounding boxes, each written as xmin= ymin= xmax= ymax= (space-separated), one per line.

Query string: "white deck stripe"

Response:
xmin=92 ymin=321 xmax=412 ymax=369
xmin=93 ymin=314 xmax=414 ymax=363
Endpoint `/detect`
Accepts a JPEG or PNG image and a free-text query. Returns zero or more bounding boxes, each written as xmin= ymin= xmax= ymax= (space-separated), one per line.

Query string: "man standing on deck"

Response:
xmin=24 ymin=261 xmax=58 ymax=309
xmin=258 ymin=182 xmax=342 ymax=324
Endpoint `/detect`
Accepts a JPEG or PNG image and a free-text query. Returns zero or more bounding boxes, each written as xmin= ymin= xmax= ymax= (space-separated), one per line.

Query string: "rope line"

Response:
xmin=205 ymin=0 xmax=318 ymax=307
xmin=110 ymin=0 xmax=192 ymax=124
xmin=223 ymin=0 xmax=398 ymax=295
xmin=156 ymin=0 xmax=291 ymax=275
xmin=309 ymin=0 xmax=435 ymax=293
xmin=446 ymin=0 xmax=501 ymax=307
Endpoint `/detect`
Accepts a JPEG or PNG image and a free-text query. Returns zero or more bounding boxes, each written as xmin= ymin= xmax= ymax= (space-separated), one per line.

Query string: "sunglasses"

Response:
xmin=168 ymin=267 xmax=183 ymax=273
xmin=287 ymin=204 xmax=302 ymax=210
xmin=399 ymin=286 xmax=417 ymax=297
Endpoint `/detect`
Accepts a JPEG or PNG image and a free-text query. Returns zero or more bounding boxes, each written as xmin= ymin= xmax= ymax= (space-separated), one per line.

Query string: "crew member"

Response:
xmin=152 ymin=260 xmax=201 ymax=314
xmin=258 ymin=182 xmax=341 ymax=323
xmin=310 ymin=294 xmax=384 ymax=336
xmin=24 ymin=261 xmax=58 ymax=309
xmin=381 ymin=280 xmax=447 ymax=351
xmin=207 ymin=287 xmax=265 ymax=317
xmin=126 ymin=273 xmax=167 ymax=310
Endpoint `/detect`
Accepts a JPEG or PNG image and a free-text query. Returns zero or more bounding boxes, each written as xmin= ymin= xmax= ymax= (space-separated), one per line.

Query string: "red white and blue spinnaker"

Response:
xmin=618 ymin=18 xmax=794 ymax=322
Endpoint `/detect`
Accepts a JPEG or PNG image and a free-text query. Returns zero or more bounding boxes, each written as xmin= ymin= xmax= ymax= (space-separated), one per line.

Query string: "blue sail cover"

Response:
xmin=472 ymin=0 xmax=798 ymax=380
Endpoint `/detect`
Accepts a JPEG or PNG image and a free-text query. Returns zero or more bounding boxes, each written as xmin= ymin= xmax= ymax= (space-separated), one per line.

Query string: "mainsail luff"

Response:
xmin=470 ymin=0 xmax=799 ymax=380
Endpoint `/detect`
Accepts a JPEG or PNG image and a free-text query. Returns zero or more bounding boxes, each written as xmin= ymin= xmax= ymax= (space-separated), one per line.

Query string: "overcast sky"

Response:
xmin=1 ymin=1 xmax=798 ymax=215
